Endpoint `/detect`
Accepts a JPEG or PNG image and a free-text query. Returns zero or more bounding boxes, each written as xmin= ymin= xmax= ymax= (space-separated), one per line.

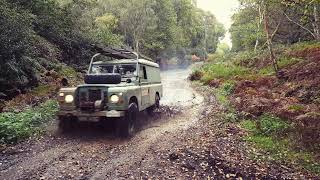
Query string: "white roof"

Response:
xmin=93 ymin=59 xmax=159 ymax=68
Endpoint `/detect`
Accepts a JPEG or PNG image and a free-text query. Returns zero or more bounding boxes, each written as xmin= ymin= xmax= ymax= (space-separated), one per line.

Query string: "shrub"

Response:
xmin=258 ymin=114 xmax=291 ymax=136
xmin=0 ymin=100 xmax=58 ymax=144
xmin=225 ymin=111 xmax=238 ymax=123
xmin=241 ymin=116 xmax=320 ymax=174
xmin=201 ymin=63 xmax=249 ymax=81
xmin=58 ymin=65 xmax=77 ymax=78
xmin=278 ymin=56 xmax=302 ymax=68
xmin=241 ymin=115 xmax=291 ymax=136
xmin=240 ymin=120 xmax=257 ymax=133
xmin=212 ymin=82 xmax=235 ymax=106
xmin=288 ymin=41 xmax=320 ymax=52
xmin=222 ymin=82 xmax=235 ymax=96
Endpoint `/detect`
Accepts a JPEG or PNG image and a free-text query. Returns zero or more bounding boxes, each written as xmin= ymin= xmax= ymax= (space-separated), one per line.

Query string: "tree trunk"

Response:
xmin=254 ymin=4 xmax=263 ymax=52
xmin=313 ymin=4 xmax=320 ymax=41
xmin=133 ymin=31 xmax=139 ymax=54
xmin=263 ymin=4 xmax=278 ymax=74
xmin=135 ymin=40 xmax=139 ymax=54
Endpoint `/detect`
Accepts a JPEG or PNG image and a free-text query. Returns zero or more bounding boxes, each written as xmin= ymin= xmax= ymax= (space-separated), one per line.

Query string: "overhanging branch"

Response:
xmin=284 ymin=12 xmax=316 ymax=38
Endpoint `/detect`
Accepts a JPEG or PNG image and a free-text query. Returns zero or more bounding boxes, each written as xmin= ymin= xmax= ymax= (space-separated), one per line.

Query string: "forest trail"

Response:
xmin=0 ymin=67 xmax=206 ymax=179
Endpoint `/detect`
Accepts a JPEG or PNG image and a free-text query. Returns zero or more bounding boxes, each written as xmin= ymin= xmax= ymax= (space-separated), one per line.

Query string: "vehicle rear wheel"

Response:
xmin=147 ymin=93 xmax=160 ymax=115
xmin=117 ymin=102 xmax=138 ymax=138
xmin=58 ymin=116 xmax=76 ymax=133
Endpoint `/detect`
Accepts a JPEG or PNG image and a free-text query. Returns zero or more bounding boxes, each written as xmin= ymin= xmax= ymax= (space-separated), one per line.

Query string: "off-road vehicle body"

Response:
xmin=57 ymin=48 xmax=162 ymax=137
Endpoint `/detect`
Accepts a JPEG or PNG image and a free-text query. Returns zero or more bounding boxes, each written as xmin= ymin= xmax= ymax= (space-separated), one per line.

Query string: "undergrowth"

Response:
xmin=240 ymin=115 xmax=320 ymax=175
xmin=200 ymin=63 xmax=248 ymax=83
xmin=0 ymin=100 xmax=58 ymax=144
xmin=190 ymin=41 xmax=320 ymax=175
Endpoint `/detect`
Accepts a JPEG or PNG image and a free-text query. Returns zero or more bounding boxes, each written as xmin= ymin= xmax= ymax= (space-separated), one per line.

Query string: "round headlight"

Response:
xmin=65 ymin=95 xmax=74 ymax=103
xmin=110 ymin=95 xmax=120 ymax=103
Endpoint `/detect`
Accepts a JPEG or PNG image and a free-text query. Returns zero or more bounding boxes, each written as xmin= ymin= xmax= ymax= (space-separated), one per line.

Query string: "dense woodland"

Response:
xmin=0 ymin=0 xmax=225 ymax=100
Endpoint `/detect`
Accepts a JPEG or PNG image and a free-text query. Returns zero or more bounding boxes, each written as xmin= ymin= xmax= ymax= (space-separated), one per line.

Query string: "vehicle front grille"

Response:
xmin=77 ymin=88 xmax=106 ymax=112
xmin=89 ymin=89 xmax=102 ymax=102
xmin=80 ymin=92 xmax=87 ymax=102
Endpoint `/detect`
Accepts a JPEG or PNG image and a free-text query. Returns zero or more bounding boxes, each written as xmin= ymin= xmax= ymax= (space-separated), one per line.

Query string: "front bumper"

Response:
xmin=58 ymin=110 xmax=125 ymax=120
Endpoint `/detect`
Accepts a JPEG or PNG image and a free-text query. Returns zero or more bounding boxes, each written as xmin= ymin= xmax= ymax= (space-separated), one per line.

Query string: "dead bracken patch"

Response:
xmin=231 ymin=48 xmax=320 ymax=149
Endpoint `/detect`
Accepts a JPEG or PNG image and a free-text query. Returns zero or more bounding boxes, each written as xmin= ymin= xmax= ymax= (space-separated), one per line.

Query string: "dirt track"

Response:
xmin=0 ymin=67 xmax=316 ymax=179
xmin=0 ymin=68 xmax=207 ymax=179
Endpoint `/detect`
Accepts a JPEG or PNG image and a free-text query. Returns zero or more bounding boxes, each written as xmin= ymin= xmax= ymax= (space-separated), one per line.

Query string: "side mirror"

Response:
xmin=126 ymin=79 xmax=132 ymax=83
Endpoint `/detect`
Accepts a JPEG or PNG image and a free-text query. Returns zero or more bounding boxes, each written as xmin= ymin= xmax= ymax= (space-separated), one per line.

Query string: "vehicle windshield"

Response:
xmin=90 ymin=64 xmax=137 ymax=79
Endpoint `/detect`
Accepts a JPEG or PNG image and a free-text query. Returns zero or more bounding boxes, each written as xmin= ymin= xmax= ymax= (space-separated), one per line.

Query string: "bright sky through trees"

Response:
xmin=197 ymin=0 xmax=239 ymax=46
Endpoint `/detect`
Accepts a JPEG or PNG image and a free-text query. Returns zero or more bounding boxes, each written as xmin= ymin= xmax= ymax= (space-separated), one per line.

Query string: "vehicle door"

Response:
xmin=139 ymin=65 xmax=150 ymax=109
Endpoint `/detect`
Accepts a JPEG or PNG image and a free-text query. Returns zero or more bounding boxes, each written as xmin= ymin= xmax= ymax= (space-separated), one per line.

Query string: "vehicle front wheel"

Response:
xmin=58 ymin=116 xmax=76 ymax=133
xmin=117 ymin=102 xmax=138 ymax=138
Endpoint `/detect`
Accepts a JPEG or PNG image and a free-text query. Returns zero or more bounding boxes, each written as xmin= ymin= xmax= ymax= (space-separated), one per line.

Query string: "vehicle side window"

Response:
xmin=139 ymin=65 xmax=148 ymax=82
xmin=143 ymin=66 xmax=148 ymax=79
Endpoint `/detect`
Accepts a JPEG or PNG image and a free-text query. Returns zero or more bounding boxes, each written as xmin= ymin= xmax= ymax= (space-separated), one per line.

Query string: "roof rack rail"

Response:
xmin=92 ymin=45 xmax=137 ymax=59
xmin=91 ymin=44 xmax=153 ymax=61
xmin=88 ymin=44 xmax=153 ymax=73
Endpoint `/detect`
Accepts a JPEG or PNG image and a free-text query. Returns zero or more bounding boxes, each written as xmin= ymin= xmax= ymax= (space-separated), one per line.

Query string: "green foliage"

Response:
xmin=0 ymin=100 xmax=58 ymax=144
xmin=212 ymin=82 xmax=235 ymax=106
xmin=31 ymin=85 xmax=52 ymax=97
xmin=240 ymin=114 xmax=291 ymax=137
xmin=231 ymin=0 xmax=320 ymax=52
xmin=215 ymin=91 xmax=228 ymax=106
xmin=230 ymin=5 xmax=265 ymax=51
xmin=58 ymin=65 xmax=77 ymax=78
xmin=0 ymin=0 xmax=37 ymax=92
xmin=0 ymin=0 xmax=34 ymax=58
xmin=222 ymin=82 xmax=235 ymax=96
xmin=241 ymin=116 xmax=320 ymax=174
xmin=258 ymin=114 xmax=291 ymax=136
xmin=288 ymin=41 xmax=320 ymax=52
xmin=240 ymin=120 xmax=257 ymax=132
xmin=0 ymin=0 xmax=225 ymax=99
xmin=93 ymin=13 xmax=122 ymax=46
xmin=278 ymin=57 xmax=302 ymax=68
xmin=231 ymin=50 xmax=267 ymax=67
xmin=224 ymin=111 xmax=238 ymax=123
xmin=216 ymin=43 xmax=231 ymax=55
xmin=200 ymin=63 xmax=248 ymax=82
xmin=259 ymin=56 xmax=303 ymax=75
xmin=241 ymin=115 xmax=291 ymax=136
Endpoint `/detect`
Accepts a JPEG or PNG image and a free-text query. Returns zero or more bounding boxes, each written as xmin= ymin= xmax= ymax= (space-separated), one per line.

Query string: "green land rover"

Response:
xmin=57 ymin=48 xmax=163 ymax=137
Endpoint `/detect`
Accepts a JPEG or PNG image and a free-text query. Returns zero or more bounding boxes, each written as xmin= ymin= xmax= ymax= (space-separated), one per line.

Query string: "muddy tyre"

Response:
xmin=117 ymin=102 xmax=138 ymax=138
xmin=147 ymin=93 xmax=160 ymax=115
xmin=58 ymin=117 xmax=76 ymax=133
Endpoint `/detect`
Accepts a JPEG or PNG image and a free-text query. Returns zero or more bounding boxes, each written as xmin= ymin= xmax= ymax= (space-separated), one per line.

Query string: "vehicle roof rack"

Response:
xmin=92 ymin=44 xmax=152 ymax=61
xmin=88 ymin=44 xmax=154 ymax=73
